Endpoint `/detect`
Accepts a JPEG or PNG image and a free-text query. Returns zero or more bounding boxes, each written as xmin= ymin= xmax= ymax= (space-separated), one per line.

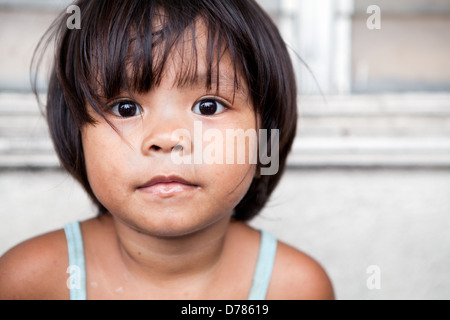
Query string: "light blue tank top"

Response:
xmin=64 ymin=221 xmax=277 ymax=300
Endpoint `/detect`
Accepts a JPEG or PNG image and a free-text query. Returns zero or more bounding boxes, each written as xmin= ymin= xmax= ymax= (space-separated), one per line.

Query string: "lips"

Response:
xmin=137 ymin=175 xmax=200 ymax=197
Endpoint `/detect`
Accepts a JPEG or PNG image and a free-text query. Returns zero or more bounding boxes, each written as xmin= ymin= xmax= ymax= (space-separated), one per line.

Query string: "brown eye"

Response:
xmin=110 ymin=101 xmax=143 ymax=118
xmin=192 ymin=99 xmax=226 ymax=116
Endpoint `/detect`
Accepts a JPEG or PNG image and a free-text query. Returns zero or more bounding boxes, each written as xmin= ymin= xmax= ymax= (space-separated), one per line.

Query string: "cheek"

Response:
xmin=81 ymin=125 xmax=131 ymax=203
xmin=203 ymin=160 xmax=256 ymax=208
xmin=197 ymin=117 xmax=258 ymax=205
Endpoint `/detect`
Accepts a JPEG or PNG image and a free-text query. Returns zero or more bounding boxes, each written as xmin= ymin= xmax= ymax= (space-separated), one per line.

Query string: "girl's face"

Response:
xmin=81 ymin=24 xmax=257 ymax=237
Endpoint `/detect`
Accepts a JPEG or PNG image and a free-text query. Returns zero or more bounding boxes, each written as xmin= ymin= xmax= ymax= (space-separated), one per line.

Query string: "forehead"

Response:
xmin=167 ymin=23 xmax=246 ymax=91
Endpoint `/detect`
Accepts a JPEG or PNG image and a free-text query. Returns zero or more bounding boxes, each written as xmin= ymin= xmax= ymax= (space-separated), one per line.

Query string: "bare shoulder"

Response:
xmin=232 ymin=223 xmax=334 ymax=300
xmin=0 ymin=229 xmax=69 ymax=299
xmin=268 ymin=239 xmax=335 ymax=300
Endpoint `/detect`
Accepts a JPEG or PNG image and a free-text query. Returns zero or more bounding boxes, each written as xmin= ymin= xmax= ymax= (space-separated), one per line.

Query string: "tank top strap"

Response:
xmin=64 ymin=221 xmax=87 ymax=300
xmin=247 ymin=230 xmax=278 ymax=300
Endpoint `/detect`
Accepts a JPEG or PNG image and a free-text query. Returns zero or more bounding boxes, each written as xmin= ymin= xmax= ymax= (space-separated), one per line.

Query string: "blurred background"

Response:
xmin=1 ymin=0 xmax=449 ymax=299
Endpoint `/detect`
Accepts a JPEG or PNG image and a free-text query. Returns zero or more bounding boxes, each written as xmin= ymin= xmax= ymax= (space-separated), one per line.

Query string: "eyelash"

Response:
xmin=107 ymin=96 xmax=231 ymax=119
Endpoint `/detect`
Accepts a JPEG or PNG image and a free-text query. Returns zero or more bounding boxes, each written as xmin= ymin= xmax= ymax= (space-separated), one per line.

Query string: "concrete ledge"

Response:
xmin=299 ymin=93 xmax=450 ymax=116
xmin=289 ymin=136 xmax=450 ymax=168
xmin=0 ymin=154 xmax=59 ymax=169
xmin=0 ymin=0 xmax=71 ymax=10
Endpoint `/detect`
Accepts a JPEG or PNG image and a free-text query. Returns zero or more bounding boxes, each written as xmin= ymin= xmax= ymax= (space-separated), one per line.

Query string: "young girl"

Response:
xmin=0 ymin=0 xmax=334 ymax=300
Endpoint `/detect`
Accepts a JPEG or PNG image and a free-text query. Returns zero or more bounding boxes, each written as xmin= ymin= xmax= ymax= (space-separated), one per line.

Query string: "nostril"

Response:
xmin=146 ymin=142 xmax=185 ymax=154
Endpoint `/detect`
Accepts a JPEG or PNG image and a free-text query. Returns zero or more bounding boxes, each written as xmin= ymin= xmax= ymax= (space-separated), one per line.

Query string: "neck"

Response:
xmin=111 ymin=214 xmax=232 ymax=284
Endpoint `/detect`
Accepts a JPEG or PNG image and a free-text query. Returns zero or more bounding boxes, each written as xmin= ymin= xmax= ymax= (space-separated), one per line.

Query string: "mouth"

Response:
xmin=137 ymin=175 xmax=200 ymax=197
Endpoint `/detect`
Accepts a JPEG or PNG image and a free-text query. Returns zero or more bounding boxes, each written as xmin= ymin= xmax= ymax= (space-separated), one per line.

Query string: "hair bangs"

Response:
xmin=77 ymin=1 xmax=243 ymax=112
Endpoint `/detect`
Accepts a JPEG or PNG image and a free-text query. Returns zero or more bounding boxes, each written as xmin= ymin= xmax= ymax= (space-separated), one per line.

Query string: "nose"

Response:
xmin=140 ymin=109 xmax=192 ymax=156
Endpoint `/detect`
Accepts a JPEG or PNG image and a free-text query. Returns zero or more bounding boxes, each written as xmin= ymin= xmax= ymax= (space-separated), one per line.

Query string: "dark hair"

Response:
xmin=32 ymin=0 xmax=297 ymax=221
